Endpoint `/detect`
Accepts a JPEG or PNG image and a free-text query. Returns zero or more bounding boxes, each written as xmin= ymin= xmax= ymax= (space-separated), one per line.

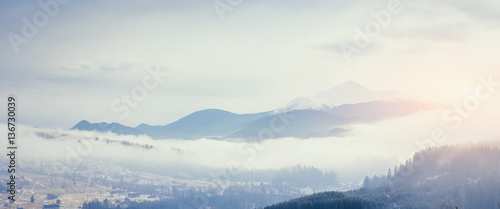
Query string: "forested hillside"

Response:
xmin=266 ymin=144 xmax=500 ymax=209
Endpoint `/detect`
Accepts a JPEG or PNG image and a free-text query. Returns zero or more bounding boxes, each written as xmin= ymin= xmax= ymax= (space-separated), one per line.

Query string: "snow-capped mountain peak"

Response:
xmin=273 ymin=81 xmax=404 ymax=114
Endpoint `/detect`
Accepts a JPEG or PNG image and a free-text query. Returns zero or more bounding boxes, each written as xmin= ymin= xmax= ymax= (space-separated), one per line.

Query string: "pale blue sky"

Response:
xmin=1 ymin=0 xmax=500 ymax=128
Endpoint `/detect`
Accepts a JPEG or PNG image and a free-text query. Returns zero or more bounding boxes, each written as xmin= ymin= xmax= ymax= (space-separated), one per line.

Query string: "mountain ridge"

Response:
xmin=272 ymin=80 xmax=413 ymax=114
xmin=72 ymin=81 xmax=433 ymax=140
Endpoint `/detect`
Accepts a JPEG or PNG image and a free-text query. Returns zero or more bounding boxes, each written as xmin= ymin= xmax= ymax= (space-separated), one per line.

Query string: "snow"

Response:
xmin=273 ymin=81 xmax=407 ymax=114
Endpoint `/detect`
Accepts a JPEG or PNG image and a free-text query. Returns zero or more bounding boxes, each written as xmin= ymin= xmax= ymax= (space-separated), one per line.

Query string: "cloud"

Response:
xmin=307 ymin=0 xmax=499 ymax=58
xmin=44 ymin=55 xmax=154 ymax=80
xmin=4 ymin=101 xmax=500 ymax=184
xmin=444 ymin=0 xmax=500 ymax=22
xmin=1 ymin=0 xmax=500 ymax=129
xmin=385 ymin=24 xmax=468 ymax=42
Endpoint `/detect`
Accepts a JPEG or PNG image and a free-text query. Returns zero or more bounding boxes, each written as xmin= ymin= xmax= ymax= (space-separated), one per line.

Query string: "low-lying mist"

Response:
xmin=2 ymin=102 xmax=500 ymax=187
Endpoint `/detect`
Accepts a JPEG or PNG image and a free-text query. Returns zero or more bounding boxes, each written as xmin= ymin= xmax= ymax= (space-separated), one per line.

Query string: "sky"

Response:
xmin=1 ymin=0 xmax=500 ymax=128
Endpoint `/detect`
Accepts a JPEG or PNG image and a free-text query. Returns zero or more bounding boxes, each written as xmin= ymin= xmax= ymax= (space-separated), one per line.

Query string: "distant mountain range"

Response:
xmin=72 ymin=81 xmax=434 ymax=140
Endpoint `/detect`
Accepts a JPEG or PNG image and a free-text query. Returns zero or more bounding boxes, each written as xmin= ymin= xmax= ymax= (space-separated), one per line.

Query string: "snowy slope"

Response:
xmin=273 ymin=81 xmax=407 ymax=114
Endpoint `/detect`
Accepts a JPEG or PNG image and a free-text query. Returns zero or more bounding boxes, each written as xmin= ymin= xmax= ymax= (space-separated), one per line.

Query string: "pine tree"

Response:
xmin=30 ymin=194 xmax=35 ymax=203
xmin=363 ymin=176 xmax=370 ymax=188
